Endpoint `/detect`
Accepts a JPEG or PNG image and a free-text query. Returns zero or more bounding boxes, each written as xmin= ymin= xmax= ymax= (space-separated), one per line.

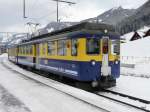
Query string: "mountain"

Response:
xmin=117 ymin=0 xmax=150 ymax=35
xmin=0 ymin=33 xmax=29 ymax=47
xmin=83 ymin=6 xmax=136 ymax=25
xmin=45 ymin=22 xmax=79 ymax=32
xmin=40 ymin=7 xmax=135 ymax=34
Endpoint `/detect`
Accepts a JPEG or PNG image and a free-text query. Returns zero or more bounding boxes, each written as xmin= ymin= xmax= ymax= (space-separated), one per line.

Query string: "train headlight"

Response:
xmin=92 ymin=81 xmax=98 ymax=87
xmin=91 ymin=60 xmax=96 ymax=66
xmin=115 ymin=60 xmax=119 ymax=64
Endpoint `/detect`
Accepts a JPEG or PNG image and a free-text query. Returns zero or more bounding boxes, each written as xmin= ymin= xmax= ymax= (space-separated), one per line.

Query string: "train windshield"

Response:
xmin=111 ymin=40 xmax=120 ymax=55
xmin=102 ymin=38 xmax=109 ymax=54
xmin=86 ymin=38 xmax=100 ymax=54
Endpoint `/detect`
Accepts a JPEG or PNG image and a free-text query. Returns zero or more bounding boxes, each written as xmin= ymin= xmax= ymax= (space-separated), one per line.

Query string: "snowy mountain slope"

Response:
xmin=117 ymin=0 xmax=150 ymax=35
xmin=0 ymin=33 xmax=29 ymax=47
xmin=83 ymin=6 xmax=135 ymax=25
xmin=45 ymin=22 xmax=79 ymax=32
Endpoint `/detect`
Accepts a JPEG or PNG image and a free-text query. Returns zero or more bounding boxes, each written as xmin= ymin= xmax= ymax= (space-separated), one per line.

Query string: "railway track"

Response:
xmin=95 ymin=90 xmax=150 ymax=112
xmin=102 ymin=89 xmax=150 ymax=104
xmin=2 ymin=60 xmax=150 ymax=112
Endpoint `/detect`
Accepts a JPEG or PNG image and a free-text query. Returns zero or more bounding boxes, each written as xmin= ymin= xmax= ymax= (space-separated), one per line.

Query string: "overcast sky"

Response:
xmin=0 ymin=0 xmax=148 ymax=33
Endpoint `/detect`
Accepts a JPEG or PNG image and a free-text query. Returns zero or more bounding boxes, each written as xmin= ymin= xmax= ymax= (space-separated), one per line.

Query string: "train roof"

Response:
xmin=19 ymin=22 xmax=120 ymax=45
xmin=30 ymin=22 xmax=116 ymax=40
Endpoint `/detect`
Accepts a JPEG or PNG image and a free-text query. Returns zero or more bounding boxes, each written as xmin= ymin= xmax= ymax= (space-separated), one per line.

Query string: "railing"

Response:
xmin=121 ymin=56 xmax=150 ymax=65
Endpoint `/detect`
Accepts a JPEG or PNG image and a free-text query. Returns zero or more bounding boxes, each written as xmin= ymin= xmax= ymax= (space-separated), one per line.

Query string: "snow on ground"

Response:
xmin=0 ymin=54 xmax=144 ymax=112
xmin=109 ymin=75 xmax=150 ymax=102
xmin=0 ymin=85 xmax=30 ymax=112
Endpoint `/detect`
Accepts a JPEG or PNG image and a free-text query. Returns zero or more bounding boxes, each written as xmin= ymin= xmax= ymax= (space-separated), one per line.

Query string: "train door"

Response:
xmin=36 ymin=44 xmax=40 ymax=69
xmin=101 ymin=37 xmax=111 ymax=76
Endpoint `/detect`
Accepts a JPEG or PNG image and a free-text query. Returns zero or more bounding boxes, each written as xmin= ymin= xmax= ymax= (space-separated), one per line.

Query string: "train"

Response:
xmin=8 ymin=22 xmax=120 ymax=89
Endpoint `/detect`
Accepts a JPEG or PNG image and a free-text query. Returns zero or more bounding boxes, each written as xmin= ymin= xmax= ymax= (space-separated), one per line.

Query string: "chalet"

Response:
xmin=130 ymin=32 xmax=142 ymax=41
xmin=143 ymin=29 xmax=150 ymax=37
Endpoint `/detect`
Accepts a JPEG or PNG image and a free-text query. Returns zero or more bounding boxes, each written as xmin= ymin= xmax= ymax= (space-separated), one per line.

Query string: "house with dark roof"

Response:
xmin=143 ymin=29 xmax=150 ymax=37
xmin=130 ymin=32 xmax=142 ymax=41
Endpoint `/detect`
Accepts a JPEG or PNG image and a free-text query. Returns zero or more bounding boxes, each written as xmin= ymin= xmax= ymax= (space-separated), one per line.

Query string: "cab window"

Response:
xmin=87 ymin=38 xmax=100 ymax=54
xmin=103 ymin=38 xmax=109 ymax=54
xmin=111 ymin=40 xmax=120 ymax=55
xmin=71 ymin=39 xmax=78 ymax=56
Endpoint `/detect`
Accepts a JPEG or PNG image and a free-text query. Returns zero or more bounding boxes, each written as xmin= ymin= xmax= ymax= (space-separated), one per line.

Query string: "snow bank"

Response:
xmin=121 ymin=36 xmax=150 ymax=57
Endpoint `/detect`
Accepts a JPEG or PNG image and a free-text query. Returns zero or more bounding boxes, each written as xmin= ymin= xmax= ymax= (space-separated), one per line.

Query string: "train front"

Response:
xmin=88 ymin=31 xmax=120 ymax=88
xmin=76 ymin=27 xmax=120 ymax=89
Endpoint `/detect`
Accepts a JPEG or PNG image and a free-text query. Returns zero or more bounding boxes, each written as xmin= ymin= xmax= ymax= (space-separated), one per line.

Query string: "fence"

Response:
xmin=121 ymin=56 xmax=150 ymax=65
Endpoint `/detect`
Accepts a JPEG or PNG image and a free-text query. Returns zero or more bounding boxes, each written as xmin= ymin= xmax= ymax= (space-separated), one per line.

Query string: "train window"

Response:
xmin=71 ymin=39 xmax=78 ymax=56
xmin=21 ymin=47 xmax=23 ymax=54
xmin=86 ymin=38 xmax=100 ymax=54
xmin=26 ymin=46 xmax=29 ymax=55
xmin=23 ymin=46 xmax=25 ymax=54
xmin=58 ymin=40 xmax=67 ymax=56
xmin=48 ymin=41 xmax=55 ymax=55
xmin=30 ymin=46 xmax=33 ymax=54
xmin=42 ymin=43 xmax=46 ymax=55
xmin=111 ymin=40 xmax=120 ymax=55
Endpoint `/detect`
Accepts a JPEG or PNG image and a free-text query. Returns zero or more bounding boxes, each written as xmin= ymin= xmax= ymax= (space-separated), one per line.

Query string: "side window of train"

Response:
xmin=28 ymin=45 xmax=32 ymax=55
xmin=86 ymin=38 xmax=100 ymax=55
xmin=48 ymin=41 xmax=55 ymax=55
xmin=111 ymin=40 xmax=120 ymax=55
xmin=23 ymin=46 xmax=25 ymax=54
xmin=58 ymin=40 xmax=67 ymax=56
xmin=71 ymin=39 xmax=78 ymax=56
xmin=42 ymin=43 xmax=46 ymax=55
xmin=30 ymin=45 xmax=33 ymax=54
xmin=26 ymin=46 xmax=29 ymax=55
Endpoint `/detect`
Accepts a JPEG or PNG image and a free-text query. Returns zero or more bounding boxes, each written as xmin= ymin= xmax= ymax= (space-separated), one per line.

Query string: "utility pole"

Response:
xmin=52 ymin=0 xmax=76 ymax=22
xmin=23 ymin=0 xmax=27 ymax=18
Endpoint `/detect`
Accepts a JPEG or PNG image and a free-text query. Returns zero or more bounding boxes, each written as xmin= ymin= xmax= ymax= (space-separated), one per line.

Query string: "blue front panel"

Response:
xmin=18 ymin=56 xmax=34 ymax=67
xmin=79 ymin=61 xmax=101 ymax=81
xmin=109 ymin=61 xmax=120 ymax=78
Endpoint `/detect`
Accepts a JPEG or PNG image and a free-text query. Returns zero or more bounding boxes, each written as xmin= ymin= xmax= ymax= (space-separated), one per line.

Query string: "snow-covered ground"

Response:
xmin=109 ymin=75 xmax=150 ymax=104
xmin=0 ymin=54 xmax=144 ymax=112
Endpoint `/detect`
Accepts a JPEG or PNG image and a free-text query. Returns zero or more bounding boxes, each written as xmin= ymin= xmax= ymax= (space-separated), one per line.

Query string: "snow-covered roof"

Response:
xmin=121 ymin=26 xmax=150 ymax=42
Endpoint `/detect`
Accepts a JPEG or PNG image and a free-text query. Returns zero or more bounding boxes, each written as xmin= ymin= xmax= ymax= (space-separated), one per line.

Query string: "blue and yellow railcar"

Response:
xmin=8 ymin=22 xmax=120 ymax=88
xmin=33 ymin=22 xmax=120 ymax=87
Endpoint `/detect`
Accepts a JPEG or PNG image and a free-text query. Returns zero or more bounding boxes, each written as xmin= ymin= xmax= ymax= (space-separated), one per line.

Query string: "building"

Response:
xmin=130 ymin=32 xmax=142 ymax=41
xmin=143 ymin=29 xmax=150 ymax=37
xmin=0 ymin=44 xmax=7 ymax=54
